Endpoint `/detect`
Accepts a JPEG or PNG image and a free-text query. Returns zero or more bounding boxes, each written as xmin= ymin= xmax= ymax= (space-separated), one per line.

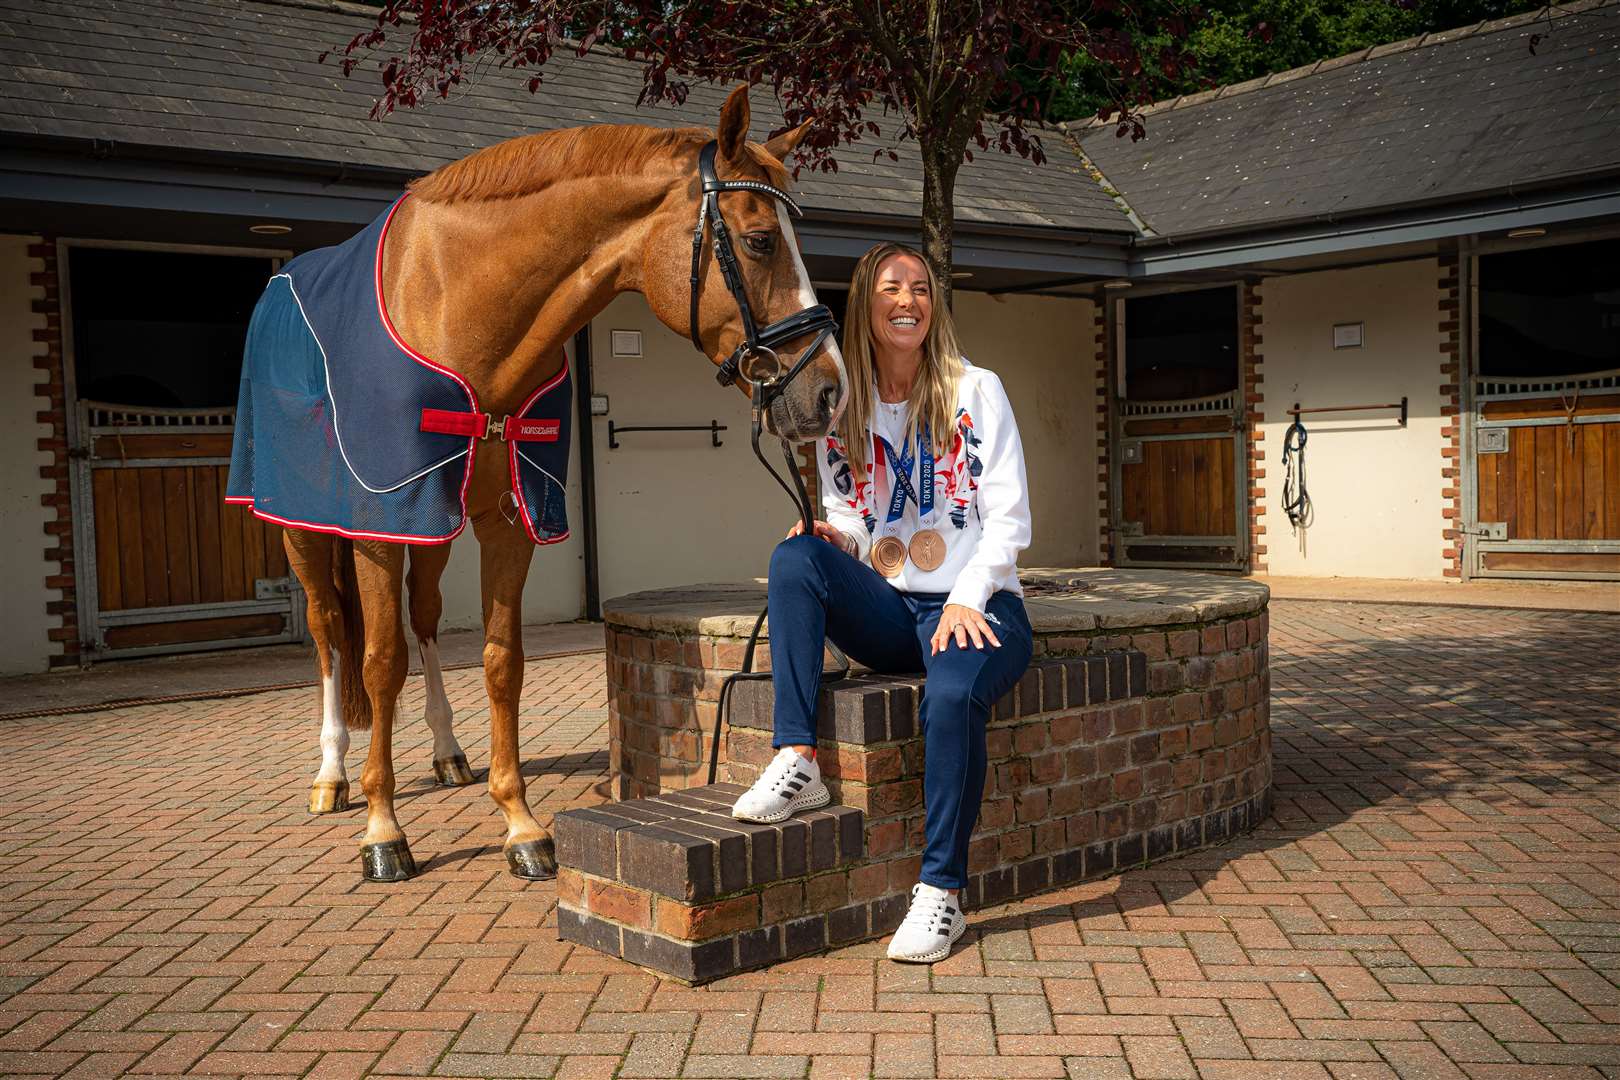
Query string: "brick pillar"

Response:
xmin=1438 ymin=254 xmax=1463 ymax=578
xmin=1093 ymin=300 xmax=1113 ymax=566
xmin=29 ymin=238 xmax=78 ymax=667
xmin=1241 ymin=282 xmax=1266 ymax=573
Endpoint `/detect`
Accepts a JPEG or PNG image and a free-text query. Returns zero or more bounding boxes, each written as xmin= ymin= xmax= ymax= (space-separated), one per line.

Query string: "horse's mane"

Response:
xmin=409 ymin=124 xmax=707 ymax=204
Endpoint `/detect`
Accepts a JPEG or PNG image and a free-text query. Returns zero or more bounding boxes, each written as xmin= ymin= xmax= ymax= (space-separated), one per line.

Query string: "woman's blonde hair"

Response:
xmin=837 ymin=243 xmax=964 ymax=486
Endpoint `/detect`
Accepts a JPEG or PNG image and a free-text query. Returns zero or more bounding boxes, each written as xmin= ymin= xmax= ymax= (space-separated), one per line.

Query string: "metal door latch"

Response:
xmin=255 ymin=577 xmax=296 ymax=600
xmin=1466 ymin=522 xmax=1507 ymax=540
xmin=1477 ymin=428 xmax=1509 ymax=454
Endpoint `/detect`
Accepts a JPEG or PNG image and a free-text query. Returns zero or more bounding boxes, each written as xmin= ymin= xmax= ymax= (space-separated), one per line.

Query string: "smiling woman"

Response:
xmin=728 ymin=242 xmax=1035 ymax=965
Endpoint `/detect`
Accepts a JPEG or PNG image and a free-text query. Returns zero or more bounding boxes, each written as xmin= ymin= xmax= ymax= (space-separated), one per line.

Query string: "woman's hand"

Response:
xmin=931 ymin=603 xmax=1002 ymax=655
xmin=787 ymin=518 xmax=855 ymax=555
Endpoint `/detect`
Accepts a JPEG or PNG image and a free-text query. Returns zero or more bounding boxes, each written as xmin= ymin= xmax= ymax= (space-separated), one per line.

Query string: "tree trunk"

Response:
xmin=920 ymin=144 xmax=959 ymax=308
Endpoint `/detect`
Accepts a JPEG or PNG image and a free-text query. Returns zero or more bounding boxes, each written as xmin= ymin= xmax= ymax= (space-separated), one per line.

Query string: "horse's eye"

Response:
xmin=743 ymin=233 xmax=775 ymax=256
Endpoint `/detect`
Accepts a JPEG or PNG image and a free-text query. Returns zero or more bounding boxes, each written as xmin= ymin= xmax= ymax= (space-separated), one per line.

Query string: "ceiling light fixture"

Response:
xmin=1506 ymin=227 xmax=1546 ymax=240
xmin=1103 ymin=279 xmax=1133 ymax=290
xmin=249 ymin=223 xmax=293 ymax=235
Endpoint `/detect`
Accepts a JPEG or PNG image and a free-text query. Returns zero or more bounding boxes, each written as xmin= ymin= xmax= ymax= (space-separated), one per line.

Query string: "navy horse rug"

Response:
xmin=226 ymin=197 xmax=571 ymax=546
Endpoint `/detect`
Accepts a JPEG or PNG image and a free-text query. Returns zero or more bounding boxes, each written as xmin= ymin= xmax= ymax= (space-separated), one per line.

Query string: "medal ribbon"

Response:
xmin=874 ymin=423 xmax=933 ymax=525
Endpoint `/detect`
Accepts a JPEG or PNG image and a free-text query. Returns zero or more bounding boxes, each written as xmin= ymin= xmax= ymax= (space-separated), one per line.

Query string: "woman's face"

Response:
xmin=868 ymin=252 xmax=933 ymax=358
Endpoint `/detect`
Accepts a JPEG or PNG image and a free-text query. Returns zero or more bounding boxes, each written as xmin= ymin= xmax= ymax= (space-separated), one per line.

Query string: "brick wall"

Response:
xmin=30 ymin=239 xmax=78 ymax=667
xmin=1242 ymin=282 xmax=1266 ymax=573
xmin=1439 ymin=254 xmax=1464 ymax=577
xmin=725 ymin=614 xmax=1271 ymax=911
xmin=571 ymin=605 xmax=1273 ymax=982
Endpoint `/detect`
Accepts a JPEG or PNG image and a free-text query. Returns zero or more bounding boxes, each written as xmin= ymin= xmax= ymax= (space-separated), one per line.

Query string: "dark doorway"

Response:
xmin=69 ymin=248 xmax=276 ymax=408
xmin=1124 ymin=286 xmax=1239 ymax=400
xmin=1480 ymin=237 xmax=1620 ymax=378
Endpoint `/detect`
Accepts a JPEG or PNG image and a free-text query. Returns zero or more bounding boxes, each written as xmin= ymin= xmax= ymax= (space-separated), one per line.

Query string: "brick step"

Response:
xmin=562 ymin=641 xmax=1272 ymax=984
xmin=555 ymin=784 xmax=866 ymax=983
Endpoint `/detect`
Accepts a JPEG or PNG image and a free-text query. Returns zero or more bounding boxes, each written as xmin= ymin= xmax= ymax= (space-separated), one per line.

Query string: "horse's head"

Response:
xmin=642 ymin=85 xmax=847 ymax=443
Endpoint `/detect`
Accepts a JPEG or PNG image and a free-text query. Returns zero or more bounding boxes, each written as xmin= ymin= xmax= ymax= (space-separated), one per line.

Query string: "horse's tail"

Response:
xmin=332 ymin=538 xmax=372 ymax=731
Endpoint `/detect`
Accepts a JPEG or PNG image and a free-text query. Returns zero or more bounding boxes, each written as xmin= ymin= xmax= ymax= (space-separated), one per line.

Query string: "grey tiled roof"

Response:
xmin=1074 ymin=0 xmax=1620 ymax=239
xmin=0 ymin=0 xmax=1129 ymax=234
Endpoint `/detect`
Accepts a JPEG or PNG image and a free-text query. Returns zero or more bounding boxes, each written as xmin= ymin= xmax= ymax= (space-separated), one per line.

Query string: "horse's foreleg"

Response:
xmin=286 ymin=531 xmax=351 ymax=815
xmin=353 ymin=540 xmax=414 ymax=882
xmin=473 ymin=513 xmax=555 ymax=879
xmin=407 ymin=544 xmax=470 ymax=786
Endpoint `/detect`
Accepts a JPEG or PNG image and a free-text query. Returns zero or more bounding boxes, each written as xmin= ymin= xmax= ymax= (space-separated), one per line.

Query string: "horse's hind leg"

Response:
xmin=286 ymin=530 xmax=352 ymax=815
xmin=353 ymin=540 xmax=415 ymax=882
xmin=473 ymin=513 xmax=555 ymax=879
xmin=408 ymin=544 xmax=472 ymax=786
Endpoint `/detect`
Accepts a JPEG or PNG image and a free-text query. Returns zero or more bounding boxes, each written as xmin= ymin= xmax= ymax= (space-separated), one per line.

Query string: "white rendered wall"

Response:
xmin=954 ymin=291 xmax=1100 ymax=568
xmin=588 ymin=293 xmax=788 ymax=603
xmin=584 ymin=289 xmax=1102 ymax=607
xmin=1257 ymin=260 xmax=1446 ymax=578
xmin=0 ymin=236 xmax=61 ymax=675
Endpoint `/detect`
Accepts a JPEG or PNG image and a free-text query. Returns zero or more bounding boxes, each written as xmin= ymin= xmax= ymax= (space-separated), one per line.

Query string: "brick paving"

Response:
xmin=1 ymin=600 xmax=1617 ymax=1080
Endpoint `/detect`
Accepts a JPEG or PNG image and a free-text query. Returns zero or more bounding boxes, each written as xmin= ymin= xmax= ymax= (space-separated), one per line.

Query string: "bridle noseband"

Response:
xmin=687 ymin=139 xmax=841 ymax=529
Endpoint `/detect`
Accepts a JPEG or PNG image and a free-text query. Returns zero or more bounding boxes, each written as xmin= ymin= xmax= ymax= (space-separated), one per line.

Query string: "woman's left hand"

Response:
xmin=931 ymin=604 xmax=1002 ymax=655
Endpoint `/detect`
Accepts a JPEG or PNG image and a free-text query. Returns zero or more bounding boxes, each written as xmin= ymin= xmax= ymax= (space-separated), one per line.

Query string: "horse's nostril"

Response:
xmin=819 ymin=385 xmax=839 ymax=418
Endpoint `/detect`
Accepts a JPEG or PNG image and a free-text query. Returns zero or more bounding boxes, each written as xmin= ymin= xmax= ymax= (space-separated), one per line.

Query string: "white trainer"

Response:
xmin=886 ymin=883 xmax=966 ymax=963
xmin=730 ymin=747 xmax=830 ymax=824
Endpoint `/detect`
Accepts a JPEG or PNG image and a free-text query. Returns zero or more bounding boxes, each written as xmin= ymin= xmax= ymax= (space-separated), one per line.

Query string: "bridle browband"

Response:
xmin=687 ymin=139 xmax=841 ymax=530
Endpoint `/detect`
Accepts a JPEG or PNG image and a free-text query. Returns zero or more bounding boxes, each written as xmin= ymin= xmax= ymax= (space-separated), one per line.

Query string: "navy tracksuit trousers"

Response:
xmin=766 ymin=535 xmax=1033 ymax=889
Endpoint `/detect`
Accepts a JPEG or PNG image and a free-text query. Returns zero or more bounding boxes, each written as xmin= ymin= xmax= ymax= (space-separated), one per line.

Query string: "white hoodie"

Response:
xmin=819 ymin=360 xmax=1031 ymax=612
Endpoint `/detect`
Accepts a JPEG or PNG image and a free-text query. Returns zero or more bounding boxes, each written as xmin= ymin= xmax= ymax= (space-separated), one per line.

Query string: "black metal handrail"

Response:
xmin=607 ymin=420 xmax=726 ymax=449
xmin=1288 ymin=397 xmax=1408 ymax=427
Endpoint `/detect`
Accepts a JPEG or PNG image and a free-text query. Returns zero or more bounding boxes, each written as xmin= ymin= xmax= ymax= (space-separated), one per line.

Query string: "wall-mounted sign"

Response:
xmin=611 ymin=330 xmax=643 ymax=357
xmin=1332 ymin=322 xmax=1364 ymax=349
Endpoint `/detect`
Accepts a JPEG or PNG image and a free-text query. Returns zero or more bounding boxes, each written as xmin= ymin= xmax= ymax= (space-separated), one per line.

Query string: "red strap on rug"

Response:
xmin=420 ymin=409 xmax=561 ymax=443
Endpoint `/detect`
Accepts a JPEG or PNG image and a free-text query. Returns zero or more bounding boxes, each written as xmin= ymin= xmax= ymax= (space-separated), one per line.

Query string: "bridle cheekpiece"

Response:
xmin=687 ymin=141 xmax=839 ymax=408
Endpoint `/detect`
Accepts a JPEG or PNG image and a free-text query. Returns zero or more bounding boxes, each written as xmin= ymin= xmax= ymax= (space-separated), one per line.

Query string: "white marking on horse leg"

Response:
xmin=314 ymin=652 xmax=348 ymax=784
xmin=777 ymin=204 xmax=848 ymax=423
xmin=420 ymin=638 xmax=461 ymax=763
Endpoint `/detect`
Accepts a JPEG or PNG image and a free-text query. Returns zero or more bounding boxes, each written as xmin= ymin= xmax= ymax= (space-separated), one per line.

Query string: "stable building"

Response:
xmin=1071 ymin=0 xmax=1620 ymax=580
xmin=0 ymin=0 xmax=1615 ymax=675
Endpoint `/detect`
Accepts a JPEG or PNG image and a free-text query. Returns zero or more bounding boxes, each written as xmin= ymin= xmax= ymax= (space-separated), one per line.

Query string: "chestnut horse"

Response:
xmin=284 ymin=85 xmax=846 ymax=882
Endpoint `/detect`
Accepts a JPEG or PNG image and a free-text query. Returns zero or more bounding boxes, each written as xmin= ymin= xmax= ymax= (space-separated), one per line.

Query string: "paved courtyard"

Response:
xmin=1 ymin=600 xmax=1617 ymax=1080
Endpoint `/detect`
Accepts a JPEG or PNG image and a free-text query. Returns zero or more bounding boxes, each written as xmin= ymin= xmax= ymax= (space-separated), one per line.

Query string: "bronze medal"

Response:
xmin=908 ymin=528 xmax=946 ymax=572
xmin=872 ymin=536 xmax=907 ymax=578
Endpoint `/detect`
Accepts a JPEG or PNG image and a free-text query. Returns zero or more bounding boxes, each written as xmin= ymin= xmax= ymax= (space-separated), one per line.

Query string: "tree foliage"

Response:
xmin=329 ymin=0 xmax=1199 ymax=293
xmin=1046 ymin=0 xmax=1544 ymax=122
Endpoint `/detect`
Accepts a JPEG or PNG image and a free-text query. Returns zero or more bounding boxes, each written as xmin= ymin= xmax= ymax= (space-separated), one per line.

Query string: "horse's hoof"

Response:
xmin=433 ymin=755 xmax=475 ymax=787
xmin=360 ymin=838 xmax=418 ymax=882
xmin=309 ymin=780 xmax=349 ymax=815
xmin=506 ymin=838 xmax=557 ymax=880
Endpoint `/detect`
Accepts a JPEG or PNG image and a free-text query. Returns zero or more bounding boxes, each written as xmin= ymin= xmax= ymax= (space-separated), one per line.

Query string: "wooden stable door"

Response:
xmin=76 ymin=403 xmax=304 ymax=658
xmin=1471 ymin=372 xmax=1620 ymax=578
xmin=1114 ymin=394 xmax=1245 ymax=569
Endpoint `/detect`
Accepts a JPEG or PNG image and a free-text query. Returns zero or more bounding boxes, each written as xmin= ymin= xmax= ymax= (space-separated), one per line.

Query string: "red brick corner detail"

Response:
xmin=1094 ymin=301 xmax=1113 ymax=566
xmin=29 ymin=238 xmax=79 ymax=667
xmin=1241 ymin=282 xmax=1266 ymax=573
xmin=1439 ymin=254 xmax=1463 ymax=578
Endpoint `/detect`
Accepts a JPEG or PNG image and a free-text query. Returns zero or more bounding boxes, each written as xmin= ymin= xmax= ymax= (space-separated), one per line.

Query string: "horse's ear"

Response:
xmin=764 ymin=120 xmax=813 ymax=164
xmin=717 ymin=84 xmax=751 ymax=163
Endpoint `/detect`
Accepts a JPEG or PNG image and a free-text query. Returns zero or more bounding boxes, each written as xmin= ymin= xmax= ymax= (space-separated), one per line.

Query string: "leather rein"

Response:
xmin=687 ymin=140 xmax=840 ymax=531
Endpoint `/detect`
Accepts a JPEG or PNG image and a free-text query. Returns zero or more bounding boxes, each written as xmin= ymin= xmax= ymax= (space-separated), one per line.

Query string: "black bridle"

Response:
xmin=687 ymin=140 xmax=841 ymax=531
xmin=688 ymin=140 xmax=851 ymax=785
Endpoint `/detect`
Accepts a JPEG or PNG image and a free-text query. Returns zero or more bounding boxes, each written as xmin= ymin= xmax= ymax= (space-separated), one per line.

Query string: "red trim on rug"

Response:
xmin=224 ymin=495 xmax=464 ymax=545
xmin=508 ymin=354 xmax=572 ymax=545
